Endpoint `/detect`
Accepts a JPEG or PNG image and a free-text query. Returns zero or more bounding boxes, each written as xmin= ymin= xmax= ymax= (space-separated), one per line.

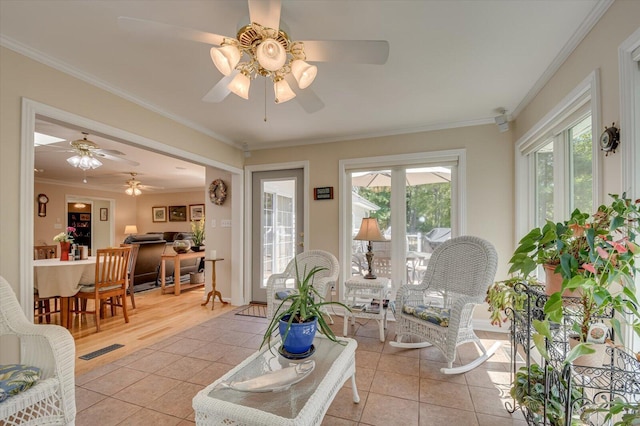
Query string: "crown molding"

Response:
xmin=511 ymin=0 xmax=613 ymax=119
xmin=0 ymin=35 xmax=236 ymax=148
xmin=248 ymin=117 xmax=495 ymax=151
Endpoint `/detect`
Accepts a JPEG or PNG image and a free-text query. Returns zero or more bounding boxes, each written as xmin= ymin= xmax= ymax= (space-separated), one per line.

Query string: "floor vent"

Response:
xmin=79 ymin=344 xmax=124 ymax=360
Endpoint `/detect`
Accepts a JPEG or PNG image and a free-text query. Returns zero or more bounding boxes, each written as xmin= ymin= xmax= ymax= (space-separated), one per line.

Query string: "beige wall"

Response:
xmin=513 ymin=0 xmax=640 ymax=198
xmin=246 ymin=124 xmax=516 ymax=284
xmin=0 ymin=46 xmax=242 ymax=299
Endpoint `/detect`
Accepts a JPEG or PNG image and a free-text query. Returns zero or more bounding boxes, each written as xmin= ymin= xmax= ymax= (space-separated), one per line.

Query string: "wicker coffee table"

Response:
xmin=192 ymin=334 xmax=359 ymax=425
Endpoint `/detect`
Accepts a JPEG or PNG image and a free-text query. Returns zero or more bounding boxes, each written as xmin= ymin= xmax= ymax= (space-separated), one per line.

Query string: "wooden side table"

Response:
xmin=201 ymin=258 xmax=228 ymax=310
xmin=343 ymin=275 xmax=390 ymax=342
xmin=160 ymin=250 xmax=205 ymax=295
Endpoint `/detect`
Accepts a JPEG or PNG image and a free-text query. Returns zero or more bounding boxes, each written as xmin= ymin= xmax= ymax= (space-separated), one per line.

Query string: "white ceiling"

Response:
xmin=1 ymin=0 xmax=603 ymax=191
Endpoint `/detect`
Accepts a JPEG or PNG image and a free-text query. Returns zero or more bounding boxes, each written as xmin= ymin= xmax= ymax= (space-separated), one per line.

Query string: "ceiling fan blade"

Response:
xmin=117 ymin=16 xmax=226 ymax=46
xmin=95 ymin=148 xmax=125 ymax=156
xmin=284 ymin=75 xmax=324 ymax=114
xmin=248 ymin=0 xmax=281 ymax=30
xmin=302 ymin=40 xmax=390 ymax=64
xmin=202 ymin=72 xmax=237 ymax=103
xmin=95 ymin=152 xmax=140 ymax=167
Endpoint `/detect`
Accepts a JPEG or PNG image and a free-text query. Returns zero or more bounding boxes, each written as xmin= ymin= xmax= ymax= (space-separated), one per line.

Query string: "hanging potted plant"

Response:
xmin=260 ymin=261 xmax=350 ymax=358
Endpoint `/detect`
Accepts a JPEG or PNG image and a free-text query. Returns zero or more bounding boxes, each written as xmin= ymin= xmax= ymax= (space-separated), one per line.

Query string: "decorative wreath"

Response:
xmin=209 ymin=179 xmax=227 ymax=205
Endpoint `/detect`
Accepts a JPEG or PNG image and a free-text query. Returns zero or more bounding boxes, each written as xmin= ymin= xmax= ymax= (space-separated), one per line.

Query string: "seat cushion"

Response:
xmin=0 ymin=364 xmax=41 ymax=402
xmin=402 ymin=304 xmax=450 ymax=327
xmin=275 ymin=289 xmax=295 ymax=300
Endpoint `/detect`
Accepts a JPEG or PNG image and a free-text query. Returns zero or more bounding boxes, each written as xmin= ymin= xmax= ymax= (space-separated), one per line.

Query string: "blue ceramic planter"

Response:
xmin=279 ymin=315 xmax=317 ymax=354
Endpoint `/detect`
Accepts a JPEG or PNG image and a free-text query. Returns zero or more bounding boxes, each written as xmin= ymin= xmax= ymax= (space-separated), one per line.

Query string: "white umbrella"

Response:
xmin=351 ymin=167 xmax=451 ymax=187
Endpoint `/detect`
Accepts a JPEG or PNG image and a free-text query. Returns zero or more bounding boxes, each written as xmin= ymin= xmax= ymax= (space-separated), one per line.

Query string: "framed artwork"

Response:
xmin=168 ymin=205 xmax=187 ymax=222
xmin=99 ymin=208 xmax=108 ymax=221
xmin=152 ymin=206 xmax=167 ymax=222
xmin=189 ymin=204 xmax=205 ymax=221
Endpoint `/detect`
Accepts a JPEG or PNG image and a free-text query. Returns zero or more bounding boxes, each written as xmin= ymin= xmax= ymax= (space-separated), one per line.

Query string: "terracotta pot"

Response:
xmin=568 ymin=337 xmax=608 ymax=368
xmin=59 ymin=242 xmax=70 ymax=261
xmin=544 ymin=264 xmax=580 ymax=296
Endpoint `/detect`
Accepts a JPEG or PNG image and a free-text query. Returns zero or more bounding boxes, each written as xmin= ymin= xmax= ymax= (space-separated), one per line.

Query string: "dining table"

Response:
xmin=33 ymin=257 xmax=96 ymax=328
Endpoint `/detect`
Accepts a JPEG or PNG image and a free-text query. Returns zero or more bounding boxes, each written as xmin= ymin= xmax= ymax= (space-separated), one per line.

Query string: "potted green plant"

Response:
xmin=510 ymin=194 xmax=640 ymax=363
xmin=486 ymin=276 xmax=543 ymax=327
xmin=260 ymin=261 xmax=350 ymax=358
xmin=511 ymin=364 xmax=583 ymax=426
xmin=190 ymin=218 xmax=205 ymax=251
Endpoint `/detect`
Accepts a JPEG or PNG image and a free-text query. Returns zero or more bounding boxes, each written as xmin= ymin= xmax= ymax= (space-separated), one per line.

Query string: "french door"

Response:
xmin=250 ymin=169 xmax=304 ymax=303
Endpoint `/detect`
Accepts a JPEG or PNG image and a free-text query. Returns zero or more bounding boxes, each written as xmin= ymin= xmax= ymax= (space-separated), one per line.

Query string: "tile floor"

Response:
xmin=74 ymin=308 xmax=526 ymax=425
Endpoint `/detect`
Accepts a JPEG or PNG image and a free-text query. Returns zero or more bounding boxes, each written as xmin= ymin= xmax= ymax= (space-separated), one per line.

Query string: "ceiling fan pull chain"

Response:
xmin=264 ymin=77 xmax=268 ymax=122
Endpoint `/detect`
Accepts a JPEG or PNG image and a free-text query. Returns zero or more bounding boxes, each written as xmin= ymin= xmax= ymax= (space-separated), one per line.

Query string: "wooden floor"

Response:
xmin=39 ymin=286 xmax=236 ymax=376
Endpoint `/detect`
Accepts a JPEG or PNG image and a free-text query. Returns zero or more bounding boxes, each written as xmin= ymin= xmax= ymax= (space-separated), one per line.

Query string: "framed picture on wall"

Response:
xmin=152 ymin=206 xmax=167 ymax=222
xmin=100 ymin=208 xmax=108 ymax=221
xmin=189 ymin=204 xmax=205 ymax=221
xmin=168 ymin=205 xmax=187 ymax=222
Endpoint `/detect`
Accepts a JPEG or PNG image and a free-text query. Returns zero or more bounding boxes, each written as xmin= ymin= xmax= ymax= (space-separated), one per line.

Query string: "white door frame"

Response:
xmin=19 ymin=98 xmax=243 ymax=314
xmin=243 ymin=161 xmax=310 ymax=305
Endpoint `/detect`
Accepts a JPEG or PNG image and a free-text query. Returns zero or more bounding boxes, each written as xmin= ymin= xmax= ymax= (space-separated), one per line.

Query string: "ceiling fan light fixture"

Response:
xmin=228 ymin=72 xmax=251 ymax=99
xmin=66 ymin=154 xmax=102 ymax=171
xmin=274 ymin=78 xmax=296 ymax=103
xmin=291 ymin=60 xmax=317 ymax=89
xmin=210 ymin=45 xmax=241 ymax=76
xmin=256 ymin=38 xmax=286 ymax=71
xmin=125 ymin=186 xmax=141 ymax=196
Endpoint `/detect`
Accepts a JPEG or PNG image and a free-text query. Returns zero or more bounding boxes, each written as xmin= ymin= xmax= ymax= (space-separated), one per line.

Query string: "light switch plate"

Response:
xmin=221 ymin=220 xmax=231 ymax=228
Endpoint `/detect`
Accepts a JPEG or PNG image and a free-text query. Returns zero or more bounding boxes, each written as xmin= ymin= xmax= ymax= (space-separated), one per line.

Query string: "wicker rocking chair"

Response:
xmin=390 ymin=236 xmax=500 ymax=374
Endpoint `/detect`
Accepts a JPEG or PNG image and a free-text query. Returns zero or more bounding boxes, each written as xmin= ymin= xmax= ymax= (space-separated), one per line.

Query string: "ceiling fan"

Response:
xmin=117 ymin=0 xmax=389 ymax=113
xmin=124 ymin=172 xmax=163 ymax=196
xmin=36 ymin=132 xmax=140 ymax=169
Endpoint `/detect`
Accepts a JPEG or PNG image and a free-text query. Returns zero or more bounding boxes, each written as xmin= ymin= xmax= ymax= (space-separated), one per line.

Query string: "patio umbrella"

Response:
xmin=351 ymin=167 xmax=451 ymax=187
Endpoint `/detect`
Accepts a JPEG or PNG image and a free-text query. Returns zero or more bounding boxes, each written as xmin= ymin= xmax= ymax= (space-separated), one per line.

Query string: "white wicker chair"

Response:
xmin=390 ymin=236 xmax=500 ymax=374
xmin=0 ymin=276 xmax=76 ymax=425
xmin=266 ymin=250 xmax=340 ymax=323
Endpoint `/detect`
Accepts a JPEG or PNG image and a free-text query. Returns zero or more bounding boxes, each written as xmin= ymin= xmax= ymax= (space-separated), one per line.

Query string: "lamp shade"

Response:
xmin=274 ymin=79 xmax=296 ymax=104
xmin=228 ymin=72 xmax=251 ymax=99
xmin=125 ymin=186 xmax=142 ymax=196
xmin=256 ymin=38 xmax=286 ymax=71
xmin=354 ymin=218 xmax=386 ymax=242
xmin=291 ymin=60 xmax=317 ymax=89
xmin=124 ymin=225 xmax=138 ymax=235
xmin=210 ymin=45 xmax=241 ymax=76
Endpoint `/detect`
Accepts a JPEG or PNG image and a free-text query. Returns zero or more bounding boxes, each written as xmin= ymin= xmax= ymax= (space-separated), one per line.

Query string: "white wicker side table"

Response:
xmin=343 ymin=275 xmax=390 ymax=342
xmin=192 ymin=334 xmax=359 ymax=426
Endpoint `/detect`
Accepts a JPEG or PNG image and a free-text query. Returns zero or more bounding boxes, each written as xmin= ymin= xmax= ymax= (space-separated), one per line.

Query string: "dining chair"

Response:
xmin=33 ymin=245 xmax=60 ymax=324
xmin=73 ymin=246 xmax=131 ymax=332
xmin=119 ymin=243 xmax=140 ymax=309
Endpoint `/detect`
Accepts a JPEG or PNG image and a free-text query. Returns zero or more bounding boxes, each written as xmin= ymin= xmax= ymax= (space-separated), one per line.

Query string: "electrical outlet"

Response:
xmin=54 ymin=223 xmax=62 ymax=229
xmin=211 ymin=219 xmax=216 ymax=227
xmin=221 ymin=220 xmax=231 ymax=228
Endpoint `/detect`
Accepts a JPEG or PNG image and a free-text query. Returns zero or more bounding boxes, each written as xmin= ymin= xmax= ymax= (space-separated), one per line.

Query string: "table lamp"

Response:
xmin=353 ymin=217 xmax=386 ymax=279
xmin=124 ymin=225 xmax=138 ymax=237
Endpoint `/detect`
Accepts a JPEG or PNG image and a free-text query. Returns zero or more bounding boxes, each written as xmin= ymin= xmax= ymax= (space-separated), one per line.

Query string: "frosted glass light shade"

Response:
xmin=228 ymin=72 xmax=251 ymax=99
xmin=125 ymin=186 xmax=142 ymax=196
xmin=256 ymin=38 xmax=286 ymax=71
xmin=67 ymin=155 xmax=102 ymax=170
xmin=210 ymin=45 xmax=241 ymax=76
xmin=274 ymin=79 xmax=296 ymax=103
xmin=291 ymin=60 xmax=317 ymax=89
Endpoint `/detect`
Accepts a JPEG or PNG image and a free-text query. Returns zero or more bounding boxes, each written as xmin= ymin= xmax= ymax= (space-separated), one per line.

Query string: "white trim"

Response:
xmin=338 ymin=149 xmax=466 ymax=301
xmin=20 ymin=98 xmax=243 ymax=315
xmin=515 ymin=70 xmax=601 ymax=241
xmin=243 ymin=161 xmax=310 ymax=305
xmin=1 ymin=35 xmax=235 ymax=148
xmin=618 ymin=26 xmax=640 ymax=354
xmin=511 ymin=0 xmax=613 ymax=119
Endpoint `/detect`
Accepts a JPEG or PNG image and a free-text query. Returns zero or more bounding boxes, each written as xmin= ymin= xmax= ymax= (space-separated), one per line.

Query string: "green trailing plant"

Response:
xmin=511 ymin=364 xmax=583 ymax=426
xmin=486 ymin=276 xmax=543 ymax=327
xmin=260 ymin=261 xmax=350 ymax=350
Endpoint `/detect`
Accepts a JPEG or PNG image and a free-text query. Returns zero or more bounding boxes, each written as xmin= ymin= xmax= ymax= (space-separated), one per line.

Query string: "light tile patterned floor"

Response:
xmin=74 ymin=307 xmax=526 ymax=425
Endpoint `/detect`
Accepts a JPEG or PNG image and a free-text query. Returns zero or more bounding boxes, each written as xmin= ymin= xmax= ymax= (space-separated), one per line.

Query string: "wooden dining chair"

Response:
xmin=33 ymin=245 xmax=60 ymax=323
xmin=73 ymin=246 xmax=131 ymax=332
xmin=120 ymin=243 xmax=140 ymax=309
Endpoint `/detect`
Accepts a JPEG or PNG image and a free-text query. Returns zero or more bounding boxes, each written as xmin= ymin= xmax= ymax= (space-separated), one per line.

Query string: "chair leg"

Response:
xmin=122 ymin=293 xmax=129 ymax=324
xmin=129 ymin=286 xmax=136 ymax=309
